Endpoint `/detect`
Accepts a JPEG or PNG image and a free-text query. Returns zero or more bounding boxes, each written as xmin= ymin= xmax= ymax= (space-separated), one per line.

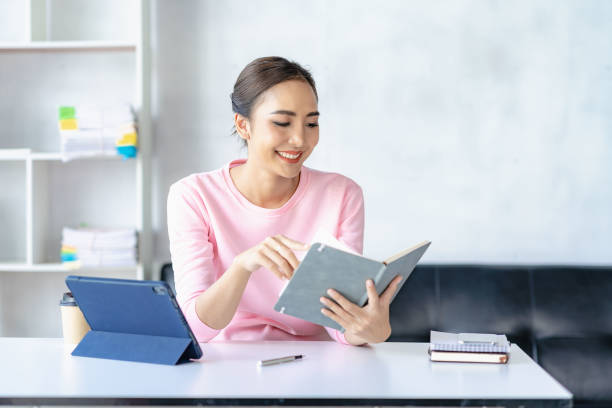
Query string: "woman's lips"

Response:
xmin=276 ymin=150 xmax=303 ymax=163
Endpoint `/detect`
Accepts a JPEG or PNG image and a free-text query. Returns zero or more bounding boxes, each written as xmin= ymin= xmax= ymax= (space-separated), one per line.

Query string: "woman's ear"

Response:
xmin=234 ymin=113 xmax=250 ymax=142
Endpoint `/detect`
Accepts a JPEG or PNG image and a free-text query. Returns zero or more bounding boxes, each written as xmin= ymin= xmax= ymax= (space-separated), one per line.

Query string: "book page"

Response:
xmin=384 ymin=240 xmax=431 ymax=264
xmin=291 ymin=229 xmax=358 ymax=263
xmin=309 ymin=228 xmax=361 ymax=256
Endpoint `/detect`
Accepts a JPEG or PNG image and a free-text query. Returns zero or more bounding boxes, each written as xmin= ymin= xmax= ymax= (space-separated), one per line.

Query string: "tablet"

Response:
xmin=66 ymin=275 xmax=202 ymax=363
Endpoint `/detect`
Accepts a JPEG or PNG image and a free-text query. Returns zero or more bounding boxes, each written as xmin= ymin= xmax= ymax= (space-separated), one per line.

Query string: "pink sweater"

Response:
xmin=167 ymin=158 xmax=364 ymax=344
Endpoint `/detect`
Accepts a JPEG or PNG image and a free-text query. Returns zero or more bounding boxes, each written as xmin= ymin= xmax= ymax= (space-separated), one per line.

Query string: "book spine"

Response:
xmin=357 ymin=264 xmax=387 ymax=306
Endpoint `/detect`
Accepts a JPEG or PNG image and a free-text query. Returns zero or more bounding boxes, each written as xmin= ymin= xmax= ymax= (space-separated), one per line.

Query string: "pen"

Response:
xmin=257 ymin=354 xmax=304 ymax=367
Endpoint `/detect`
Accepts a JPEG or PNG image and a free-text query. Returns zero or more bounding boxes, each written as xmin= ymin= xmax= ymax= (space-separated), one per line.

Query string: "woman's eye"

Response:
xmin=273 ymin=121 xmax=290 ymax=127
xmin=307 ymin=123 xmax=319 ymax=128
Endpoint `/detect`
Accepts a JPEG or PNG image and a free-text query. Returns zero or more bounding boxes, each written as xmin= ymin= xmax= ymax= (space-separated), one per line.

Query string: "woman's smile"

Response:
xmin=276 ymin=150 xmax=303 ymax=163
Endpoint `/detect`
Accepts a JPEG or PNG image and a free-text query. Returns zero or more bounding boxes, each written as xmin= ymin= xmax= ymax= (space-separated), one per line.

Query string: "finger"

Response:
xmin=261 ymin=244 xmax=292 ymax=278
xmin=326 ymin=289 xmax=361 ymax=315
xmin=320 ymin=306 xmax=348 ymax=330
xmin=380 ymin=275 xmax=403 ymax=305
xmin=267 ymin=236 xmax=300 ymax=270
xmin=365 ymin=279 xmax=380 ymax=306
xmin=320 ymin=296 xmax=354 ymax=321
xmin=276 ymin=234 xmax=309 ymax=251
xmin=256 ymin=252 xmax=286 ymax=280
xmin=262 ymin=241 xmax=293 ymax=274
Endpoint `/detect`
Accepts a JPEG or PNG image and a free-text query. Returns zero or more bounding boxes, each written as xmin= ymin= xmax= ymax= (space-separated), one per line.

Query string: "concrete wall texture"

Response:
xmin=152 ymin=0 xmax=612 ymax=265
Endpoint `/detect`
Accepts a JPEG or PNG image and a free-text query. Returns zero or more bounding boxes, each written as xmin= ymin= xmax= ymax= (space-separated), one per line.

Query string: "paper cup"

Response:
xmin=59 ymin=292 xmax=90 ymax=344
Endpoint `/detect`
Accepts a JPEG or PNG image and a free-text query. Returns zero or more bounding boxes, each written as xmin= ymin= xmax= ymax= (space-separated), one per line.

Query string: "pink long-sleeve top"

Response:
xmin=167 ymin=158 xmax=365 ymax=344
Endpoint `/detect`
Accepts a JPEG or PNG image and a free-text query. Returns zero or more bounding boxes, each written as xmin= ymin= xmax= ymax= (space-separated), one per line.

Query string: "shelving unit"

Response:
xmin=0 ymin=0 xmax=151 ymax=337
xmin=0 ymin=263 xmax=140 ymax=273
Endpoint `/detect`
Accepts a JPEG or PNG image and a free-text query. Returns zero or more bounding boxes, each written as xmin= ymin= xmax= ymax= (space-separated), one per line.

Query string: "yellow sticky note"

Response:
xmin=61 ymin=245 xmax=77 ymax=254
xmin=116 ymin=132 xmax=137 ymax=146
xmin=59 ymin=119 xmax=78 ymax=130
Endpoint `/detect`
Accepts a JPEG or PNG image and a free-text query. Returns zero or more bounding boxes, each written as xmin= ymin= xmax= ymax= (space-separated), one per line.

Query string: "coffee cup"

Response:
xmin=59 ymin=292 xmax=91 ymax=344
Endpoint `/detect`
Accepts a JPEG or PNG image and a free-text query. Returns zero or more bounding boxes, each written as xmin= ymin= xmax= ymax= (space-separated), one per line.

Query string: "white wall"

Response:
xmin=152 ymin=0 xmax=612 ymax=266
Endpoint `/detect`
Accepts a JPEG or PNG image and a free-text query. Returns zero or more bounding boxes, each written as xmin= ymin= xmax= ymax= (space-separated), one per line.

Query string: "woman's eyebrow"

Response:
xmin=269 ymin=110 xmax=320 ymax=117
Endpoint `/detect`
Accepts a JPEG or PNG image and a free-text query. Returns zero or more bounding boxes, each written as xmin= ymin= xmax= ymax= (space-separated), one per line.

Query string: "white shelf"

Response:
xmin=29 ymin=152 xmax=68 ymax=161
xmin=31 ymin=152 xmax=127 ymax=161
xmin=0 ymin=262 xmax=140 ymax=273
xmin=0 ymin=41 xmax=136 ymax=51
xmin=0 ymin=151 xmax=127 ymax=161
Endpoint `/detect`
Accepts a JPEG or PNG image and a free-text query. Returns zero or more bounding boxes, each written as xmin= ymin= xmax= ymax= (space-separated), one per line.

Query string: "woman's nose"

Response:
xmin=289 ymin=127 xmax=305 ymax=147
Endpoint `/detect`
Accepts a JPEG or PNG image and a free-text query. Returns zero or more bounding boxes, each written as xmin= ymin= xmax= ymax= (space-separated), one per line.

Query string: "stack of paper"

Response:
xmin=61 ymin=227 xmax=138 ymax=268
xmin=58 ymin=105 xmax=138 ymax=162
xmin=428 ymin=331 xmax=510 ymax=364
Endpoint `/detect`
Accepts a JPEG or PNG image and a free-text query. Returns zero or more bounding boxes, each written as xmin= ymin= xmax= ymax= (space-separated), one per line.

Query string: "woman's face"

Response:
xmin=242 ymin=79 xmax=319 ymax=179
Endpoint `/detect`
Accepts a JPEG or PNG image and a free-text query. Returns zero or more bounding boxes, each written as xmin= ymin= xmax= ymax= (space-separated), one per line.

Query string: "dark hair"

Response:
xmin=230 ymin=56 xmax=318 ymax=147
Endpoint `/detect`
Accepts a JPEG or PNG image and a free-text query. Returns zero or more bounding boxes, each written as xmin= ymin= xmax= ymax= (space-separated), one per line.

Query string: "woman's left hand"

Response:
xmin=320 ymin=275 xmax=403 ymax=345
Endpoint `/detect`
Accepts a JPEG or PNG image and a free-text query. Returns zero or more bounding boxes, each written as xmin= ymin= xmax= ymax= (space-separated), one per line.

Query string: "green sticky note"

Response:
xmin=58 ymin=106 xmax=76 ymax=120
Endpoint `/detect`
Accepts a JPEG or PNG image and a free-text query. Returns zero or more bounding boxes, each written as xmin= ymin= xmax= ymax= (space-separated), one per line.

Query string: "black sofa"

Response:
xmin=389 ymin=265 xmax=612 ymax=408
xmin=160 ymin=263 xmax=612 ymax=408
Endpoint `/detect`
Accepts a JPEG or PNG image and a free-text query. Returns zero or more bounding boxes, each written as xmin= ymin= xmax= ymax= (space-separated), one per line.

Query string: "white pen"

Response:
xmin=257 ymin=354 xmax=304 ymax=367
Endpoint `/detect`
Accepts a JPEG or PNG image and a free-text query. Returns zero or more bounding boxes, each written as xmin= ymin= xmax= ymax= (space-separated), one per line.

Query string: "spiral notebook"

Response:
xmin=428 ymin=331 xmax=510 ymax=364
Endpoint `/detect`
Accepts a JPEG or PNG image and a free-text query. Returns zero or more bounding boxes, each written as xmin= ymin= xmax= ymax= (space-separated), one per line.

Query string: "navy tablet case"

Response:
xmin=65 ymin=275 xmax=202 ymax=365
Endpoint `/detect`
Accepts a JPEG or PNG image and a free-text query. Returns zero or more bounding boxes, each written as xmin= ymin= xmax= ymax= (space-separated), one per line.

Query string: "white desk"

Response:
xmin=0 ymin=338 xmax=571 ymax=407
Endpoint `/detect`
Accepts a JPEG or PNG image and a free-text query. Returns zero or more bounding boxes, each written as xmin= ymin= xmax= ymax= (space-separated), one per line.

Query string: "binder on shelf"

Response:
xmin=65 ymin=275 xmax=203 ymax=365
xmin=428 ymin=331 xmax=510 ymax=364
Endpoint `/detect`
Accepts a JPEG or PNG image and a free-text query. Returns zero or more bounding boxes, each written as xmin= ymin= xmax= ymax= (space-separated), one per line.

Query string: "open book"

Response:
xmin=273 ymin=233 xmax=431 ymax=332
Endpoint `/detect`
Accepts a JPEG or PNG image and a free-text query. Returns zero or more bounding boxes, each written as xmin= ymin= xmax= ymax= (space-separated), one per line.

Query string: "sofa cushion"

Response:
xmin=532 ymin=267 xmax=612 ymax=338
xmin=161 ymin=263 xmax=176 ymax=295
xmin=388 ymin=265 xmax=437 ymax=342
xmin=537 ymin=337 xmax=612 ymax=403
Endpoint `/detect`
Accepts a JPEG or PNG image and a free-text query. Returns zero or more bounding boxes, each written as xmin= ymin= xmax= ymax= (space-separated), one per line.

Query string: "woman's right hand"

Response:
xmin=233 ymin=235 xmax=309 ymax=280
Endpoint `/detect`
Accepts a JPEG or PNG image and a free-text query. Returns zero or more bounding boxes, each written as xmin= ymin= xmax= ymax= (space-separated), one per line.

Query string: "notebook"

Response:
xmin=273 ymin=238 xmax=431 ymax=332
xmin=428 ymin=331 xmax=510 ymax=364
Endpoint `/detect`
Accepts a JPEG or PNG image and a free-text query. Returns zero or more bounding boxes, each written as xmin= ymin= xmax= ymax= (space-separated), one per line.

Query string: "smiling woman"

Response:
xmin=167 ymin=56 xmax=402 ymax=346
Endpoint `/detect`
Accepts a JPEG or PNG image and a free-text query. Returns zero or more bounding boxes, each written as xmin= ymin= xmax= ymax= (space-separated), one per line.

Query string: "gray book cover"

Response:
xmin=273 ymin=241 xmax=431 ymax=332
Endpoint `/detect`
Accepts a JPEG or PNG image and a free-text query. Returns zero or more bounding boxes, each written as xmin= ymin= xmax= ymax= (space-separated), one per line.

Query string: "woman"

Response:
xmin=167 ymin=56 xmax=402 ymax=346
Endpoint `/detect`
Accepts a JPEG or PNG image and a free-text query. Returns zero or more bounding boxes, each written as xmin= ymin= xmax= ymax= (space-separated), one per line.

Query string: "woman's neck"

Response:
xmin=230 ymin=159 xmax=300 ymax=209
